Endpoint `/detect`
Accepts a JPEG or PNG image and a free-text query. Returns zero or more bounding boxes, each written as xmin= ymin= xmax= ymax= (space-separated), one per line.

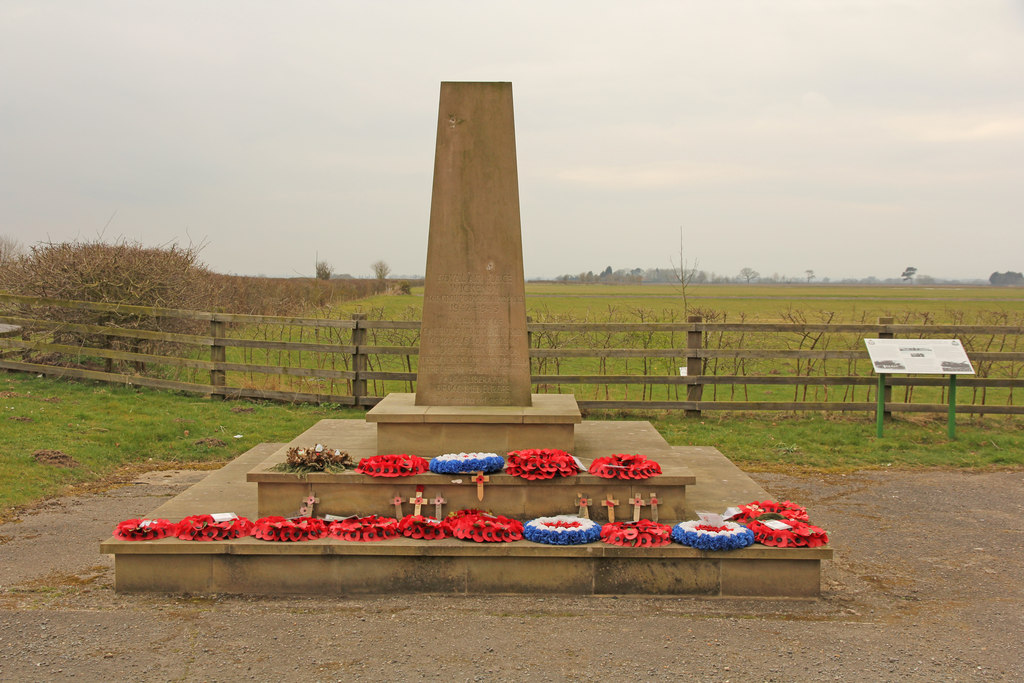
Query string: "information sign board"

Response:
xmin=864 ymin=339 xmax=974 ymax=375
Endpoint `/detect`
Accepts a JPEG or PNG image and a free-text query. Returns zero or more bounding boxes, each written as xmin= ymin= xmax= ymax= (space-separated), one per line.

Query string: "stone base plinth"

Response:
xmin=366 ymin=393 xmax=581 ymax=457
xmin=103 ymin=537 xmax=828 ymax=597
xmin=101 ymin=421 xmax=832 ymax=598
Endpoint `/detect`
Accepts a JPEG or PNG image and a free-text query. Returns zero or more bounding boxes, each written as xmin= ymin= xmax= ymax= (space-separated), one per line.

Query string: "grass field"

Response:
xmin=2 ymin=371 xmax=1021 ymax=519
xmin=333 ymin=282 xmax=1024 ymax=323
xmin=5 ymin=283 xmax=1022 ymax=516
xmin=317 ymin=283 xmax=1024 ymax=404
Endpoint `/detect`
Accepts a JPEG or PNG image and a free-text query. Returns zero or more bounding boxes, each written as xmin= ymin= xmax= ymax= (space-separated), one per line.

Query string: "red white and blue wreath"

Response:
xmin=523 ymin=515 xmax=602 ymax=545
xmin=429 ymin=452 xmax=505 ymax=474
xmin=671 ymin=520 xmax=755 ymax=551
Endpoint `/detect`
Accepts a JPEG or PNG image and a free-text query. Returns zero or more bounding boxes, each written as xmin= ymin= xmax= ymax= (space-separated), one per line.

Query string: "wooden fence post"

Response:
xmin=878 ymin=316 xmax=894 ymax=419
xmin=352 ymin=313 xmax=367 ymax=409
xmin=686 ymin=315 xmax=703 ymax=417
xmin=209 ymin=314 xmax=226 ymax=399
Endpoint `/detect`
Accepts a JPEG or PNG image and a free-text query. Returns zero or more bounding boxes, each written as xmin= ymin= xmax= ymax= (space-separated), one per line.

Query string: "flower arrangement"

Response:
xmin=252 ymin=516 xmax=328 ymax=542
xmin=505 ymin=449 xmax=580 ymax=480
xmin=269 ymin=445 xmax=352 ymax=476
xmin=671 ymin=520 xmax=755 ymax=551
xmin=600 ymin=519 xmax=672 ymax=547
xmin=326 ymin=515 xmax=399 ymax=542
xmin=747 ymin=519 xmax=829 ymax=548
xmin=429 ymin=452 xmax=505 ymax=475
xmin=112 ymin=518 xmax=176 ymax=541
xmin=729 ymin=500 xmax=809 ymax=524
xmin=356 ymin=454 xmax=429 ymax=477
xmin=445 ymin=509 xmax=523 ymax=543
xmin=397 ymin=514 xmax=447 ymax=540
xmin=174 ymin=515 xmax=254 ymax=541
xmin=588 ymin=454 xmax=662 ymax=480
xmin=523 ymin=515 xmax=601 ymax=545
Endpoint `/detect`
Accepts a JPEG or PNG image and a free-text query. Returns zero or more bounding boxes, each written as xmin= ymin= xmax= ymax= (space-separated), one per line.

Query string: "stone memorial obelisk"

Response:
xmin=415 ymin=81 xmax=532 ymax=407
xmin=366 ymin=81 xmax=580 ymax=456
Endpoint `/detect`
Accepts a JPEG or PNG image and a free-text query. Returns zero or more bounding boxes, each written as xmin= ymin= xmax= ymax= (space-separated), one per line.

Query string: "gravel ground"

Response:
xmin=1 ymin=467 xmax=1021 ymax=682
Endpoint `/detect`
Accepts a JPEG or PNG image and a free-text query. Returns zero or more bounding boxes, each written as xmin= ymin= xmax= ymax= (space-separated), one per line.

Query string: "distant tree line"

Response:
xmin=990 ymin=271 xmax=1024 ymax=286
xmin=546 ymin=264 xmax=998 ymax=286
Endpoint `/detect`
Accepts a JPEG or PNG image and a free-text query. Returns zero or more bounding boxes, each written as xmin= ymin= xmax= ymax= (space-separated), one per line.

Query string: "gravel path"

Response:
xmin=1 ymin=468 xmax=1021 ymax=682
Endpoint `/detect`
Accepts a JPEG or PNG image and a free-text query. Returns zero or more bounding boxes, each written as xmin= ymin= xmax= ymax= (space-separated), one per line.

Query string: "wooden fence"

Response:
xmin=2 ymin=293 xmax=1023 ymax=416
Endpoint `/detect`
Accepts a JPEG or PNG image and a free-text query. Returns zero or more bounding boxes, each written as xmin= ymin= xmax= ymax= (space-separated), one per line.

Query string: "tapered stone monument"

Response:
xmin=416 ymin=82 xmax=532 ymax=407
xmin=367 ymin=82 xmax=581 ymax=456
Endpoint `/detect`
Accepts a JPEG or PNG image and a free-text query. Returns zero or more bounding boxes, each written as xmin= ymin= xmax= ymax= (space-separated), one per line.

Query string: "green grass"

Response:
xmin=0 ymin=372 xmax=363 ymax=517
xmin=648 ymin=411 xmax=1024 ymax=470
xmin=334 ymin=282 xmax=1024 ymax=323
xmin=2 ymin=370 xmax=1021 ymax=518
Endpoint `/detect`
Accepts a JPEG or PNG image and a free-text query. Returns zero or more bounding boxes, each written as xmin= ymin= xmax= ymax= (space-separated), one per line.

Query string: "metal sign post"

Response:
xmin=864 ymin=339 xmax=974 ymax=440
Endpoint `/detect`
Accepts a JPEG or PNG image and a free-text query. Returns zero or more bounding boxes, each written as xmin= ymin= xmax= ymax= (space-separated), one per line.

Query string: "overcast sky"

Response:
xmin=2 ymin=2 xmax=1022 ymax=281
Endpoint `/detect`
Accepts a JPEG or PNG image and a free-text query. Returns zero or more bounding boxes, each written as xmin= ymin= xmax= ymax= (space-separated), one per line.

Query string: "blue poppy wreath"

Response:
xmin=523 ymin=515 xmax=602 ymax=545
xmin=429 ymin=452 xmax=505 ymax=474
xmin=671 ymin=520 xmax=755 ymax=551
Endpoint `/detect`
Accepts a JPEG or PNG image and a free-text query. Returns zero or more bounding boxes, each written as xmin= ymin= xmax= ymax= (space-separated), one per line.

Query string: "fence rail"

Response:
xmin=2 ymin=293 xmax=1023 ymax=416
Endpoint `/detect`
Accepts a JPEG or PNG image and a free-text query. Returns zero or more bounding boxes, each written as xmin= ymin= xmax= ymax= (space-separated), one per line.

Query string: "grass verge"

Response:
xmin=2 ymin=372 xmax=1021 ymax=518
xmin=0 ymin=371 xmax=363 ymax=518
xmin=646 ymin=411 xmax=1024 ymax=471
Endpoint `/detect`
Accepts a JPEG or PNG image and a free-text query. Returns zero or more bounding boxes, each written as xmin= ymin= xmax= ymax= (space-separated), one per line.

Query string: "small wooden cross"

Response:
xmin=432 ymin=494 xmax=446 ymax=519
xmin=649 ymin=493 xmax=660 ymax=523
xmin=409 ymin=485 xmax=426 ymax=516
xmin=392 ymin=495 xmax=403 ymax=518
xmin=629 ymin=494 xmax=646 ymax=522
xmin=472 ymin=472 xmax=490 ymax=501
xmin=298 ymin=492 xmax=319 ymax=517
xmin=576 ymin=493 xmax=592 ymax=519
xmin=602 ymin=496 xmax=619 ymax=523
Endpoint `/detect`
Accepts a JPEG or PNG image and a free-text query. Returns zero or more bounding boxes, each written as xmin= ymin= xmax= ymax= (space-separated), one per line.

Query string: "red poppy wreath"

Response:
xmin=588 ymin=454 xmax=662 ymax=480
xmin=326 ymin=515 xmax=399 ymax=542
xmin=747 ymin=519 xmax=829 ymax=548
xmin=600 ymin=519 xmax=673 ymax=547
xmin=252 ymin=516 xmax=328 ymax=542
xmin=445 ymin=510 xmax=523 ymax=543
xmin=397 ymin=514 xmax=448 ymax=540
xmin=505 ymin=449 xmax=580 ymax=480
xmin=730 ymin=500 xmax=810 ymax=524
xmin=113 ymin=518 xmax=176 ymax=541
xmin=356 ymin=454 xmax=429 ymax=477
xmin=175 ymin=515 xmax=254 ymax=541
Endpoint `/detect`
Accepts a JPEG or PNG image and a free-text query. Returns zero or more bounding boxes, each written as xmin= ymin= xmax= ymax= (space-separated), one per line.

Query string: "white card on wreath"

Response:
xmin=697 ymin=511 xmax=725 ymax=525
xmin=723 ymin=506 xmax=742 ymax=520
xmin=211 ymin=512 xmax=238 ymax=522
xmin=762 ymin=519 xmax=792 ymax=530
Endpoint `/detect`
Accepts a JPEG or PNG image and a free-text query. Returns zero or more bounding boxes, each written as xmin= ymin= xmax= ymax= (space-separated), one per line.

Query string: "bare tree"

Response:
xmin=371 ymin=260 xmax=391 ymax=292
xmin=669 ymin=227 xmax=700 ymax=314
xmin=315 ymin=260 xmax=333 ymax=280
xmin=805 ymin=269 xmax=815 ymax=283
xmin=0 ymin=235 xmax=25 ymax=265
xmin=739 ymin=267 xmax=759 ymax=284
